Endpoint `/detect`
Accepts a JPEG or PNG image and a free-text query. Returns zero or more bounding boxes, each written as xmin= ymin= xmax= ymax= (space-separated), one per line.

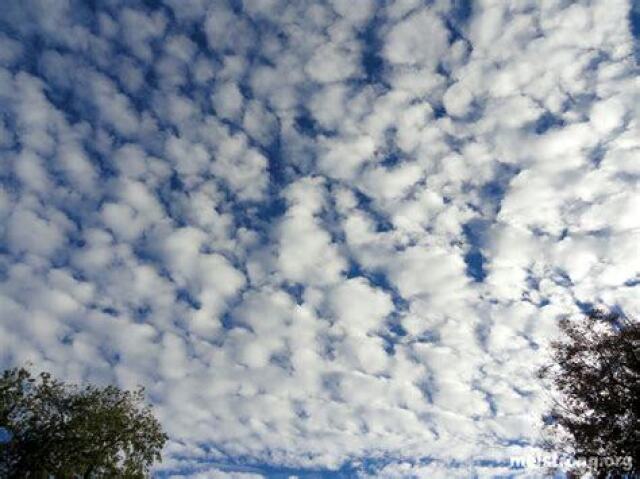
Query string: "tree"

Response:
xmin=539 ymin=309 xmax=640 ymax=477
xmin=0 ymin=366 xmax=167 ymax=478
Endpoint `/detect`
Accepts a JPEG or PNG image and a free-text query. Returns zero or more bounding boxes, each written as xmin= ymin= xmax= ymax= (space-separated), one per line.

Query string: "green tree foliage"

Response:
xmin=0 ymin=366 xmax=167 ymax=478
xmin=540 ymin=309 xmax=640 ymax=477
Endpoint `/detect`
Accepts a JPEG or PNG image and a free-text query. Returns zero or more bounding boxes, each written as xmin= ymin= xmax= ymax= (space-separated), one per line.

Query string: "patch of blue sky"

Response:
xmin=443 ymin=0 xmax=473 ymax=47
xmin=352 ymin=190 xmax=394 ymax=232
xmin=358 ymin=14 xmax=387 ymax=87
xmin=461 ymin=223 xmax=489 ymax=283
xmin=532 ymin=111 xmax=566 ymax=135
xmin=631 ymin=0 xmax=640 ymax=62
xmin=0 ymin=426 xmax=13 ymax=444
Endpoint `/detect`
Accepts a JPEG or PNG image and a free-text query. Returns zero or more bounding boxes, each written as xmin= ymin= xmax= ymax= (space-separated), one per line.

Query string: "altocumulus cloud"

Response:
xmin=0 ymin=0 xmax=639 ymax=477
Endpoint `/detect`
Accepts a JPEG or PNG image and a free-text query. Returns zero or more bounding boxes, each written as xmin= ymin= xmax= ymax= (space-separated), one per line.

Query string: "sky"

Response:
xmin=0 ymin=0 xmax=638 ymax=477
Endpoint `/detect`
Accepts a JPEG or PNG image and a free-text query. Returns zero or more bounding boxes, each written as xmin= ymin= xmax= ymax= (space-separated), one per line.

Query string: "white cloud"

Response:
xmin=317 ymin=135 xmax=377 ymax=180
xmin=204 ymin=4 xmax=256 ymax=54
xmin=0 ymin=34 xmax=24 ymax=66
xmin=119 ymin=8 xmax=167 ymax=62
xmin=7 ymin=206 xmax=69 ymax=258
xmin=589 ymin=95 xmax=626 ymax=135
xmin=212 ymin=81 xmax=244 ymax=120
xmin=386 ymin=246 xmax=469 ymax=303
xmin=442 ymin=81 xmax=475 ymax=118
xmin=330 ymin=0 xmax=375 ymax=24
xmin=165 ymin=135 xmax=210 ymax=177
xmin=170 ymin=469 xmax=265 ymax=479
xmin=384 ymin=9 xmax=449 ymax=68
xmin=305 ymin=43 xmax=359 ymax=83
xmin=57 ymin=143 xmax=97 ymax=193
xmin=276 ymin=177 xmax=346 ymax=286
xmin=325 ymin=277 xmax=393 ymax=334
xmin=210 ymin=131 xmax=269 ymax=201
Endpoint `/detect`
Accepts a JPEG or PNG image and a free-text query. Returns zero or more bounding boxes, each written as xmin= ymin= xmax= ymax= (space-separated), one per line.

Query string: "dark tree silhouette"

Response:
xmin=540 ymin=309 xmax=640 ymax=477
xmin=0 ymin=366 xmax=167 ymax=478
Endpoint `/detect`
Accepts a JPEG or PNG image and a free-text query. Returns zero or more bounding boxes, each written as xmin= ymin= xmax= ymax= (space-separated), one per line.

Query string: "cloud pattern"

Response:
xmin=0 ymin=0 xmax=639 ymax=477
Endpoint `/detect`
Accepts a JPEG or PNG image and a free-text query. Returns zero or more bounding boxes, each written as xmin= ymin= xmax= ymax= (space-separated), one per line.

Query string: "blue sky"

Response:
xmin=0 ymin=1 xmax=639 ymax=477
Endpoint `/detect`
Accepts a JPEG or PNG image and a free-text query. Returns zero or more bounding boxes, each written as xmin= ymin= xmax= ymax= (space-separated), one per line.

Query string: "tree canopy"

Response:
xmin=540 ymin=309 xmax=640 ymax=477
xmin=0 ymin=366 xmax=167 ymax=478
